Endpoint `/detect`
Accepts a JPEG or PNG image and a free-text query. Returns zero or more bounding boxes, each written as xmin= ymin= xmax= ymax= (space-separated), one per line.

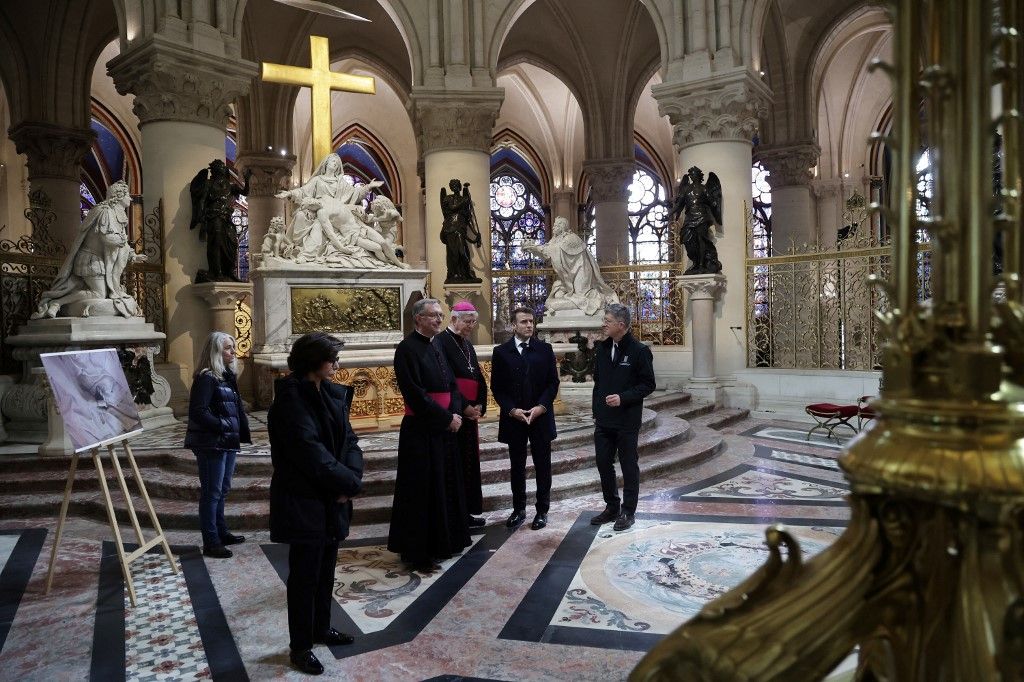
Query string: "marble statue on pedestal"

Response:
xmin=269 ymin=152 xmax=407 ymax=269
xmin=31 ymin=180 xmax=146 ymax=319
xmin=524 ymin=216 xmax=618 ymax=316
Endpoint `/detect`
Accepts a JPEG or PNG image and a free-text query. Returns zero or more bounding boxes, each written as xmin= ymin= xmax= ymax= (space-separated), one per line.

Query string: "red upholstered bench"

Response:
xmin=805 ymin=402 xmax=860 ymax=441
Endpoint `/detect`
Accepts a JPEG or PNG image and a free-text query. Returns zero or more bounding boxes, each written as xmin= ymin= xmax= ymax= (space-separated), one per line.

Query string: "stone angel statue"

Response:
xmin=668 ymin=166 xmax=723 ymax=275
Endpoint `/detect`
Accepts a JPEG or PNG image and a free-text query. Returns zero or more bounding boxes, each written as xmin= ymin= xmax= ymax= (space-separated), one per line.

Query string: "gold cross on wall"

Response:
xmin=261 ymin=35 xmax=376 ymax=164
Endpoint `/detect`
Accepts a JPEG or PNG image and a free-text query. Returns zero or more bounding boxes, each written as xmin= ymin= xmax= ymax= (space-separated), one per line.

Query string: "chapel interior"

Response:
xmin=0 ymin=0 xmax=1021 ymax=680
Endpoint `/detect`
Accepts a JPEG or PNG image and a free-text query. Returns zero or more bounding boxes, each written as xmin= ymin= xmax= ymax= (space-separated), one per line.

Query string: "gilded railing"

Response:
xmin=745 ymin=213 xmax=931 ymax=371
xmin=491 ymin=262 xmax=686 ymax=345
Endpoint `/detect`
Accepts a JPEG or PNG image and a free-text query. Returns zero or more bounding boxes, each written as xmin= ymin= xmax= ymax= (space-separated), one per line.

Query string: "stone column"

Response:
xmin=552 ymin=188 xmax=578 ymax=232
xmin=758 ymin=142 xmax=820 ymax=249
xmin=654 ymin=70 xmax=771 ymax=382
xmin=8 ymin=122 xmax=94 ymax=248
xmin=583 ymin=158 xmax=633 ymax=264
xmin=109 ymin=41 xmax=257 ymax=409
xmin=234 ymin=151 xmax=295 ymax=266
xmin=679 ymin=274 xmax=727 ymax=402
xmin=410 ymin=88 xmax=503 ymax=342
xmin=813 ymin=178 xmax=845 ymax=249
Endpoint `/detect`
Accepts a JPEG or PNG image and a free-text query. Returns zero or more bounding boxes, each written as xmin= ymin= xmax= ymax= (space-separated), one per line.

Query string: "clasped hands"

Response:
xmin=511 ymin=405 xmax=546 ymax=424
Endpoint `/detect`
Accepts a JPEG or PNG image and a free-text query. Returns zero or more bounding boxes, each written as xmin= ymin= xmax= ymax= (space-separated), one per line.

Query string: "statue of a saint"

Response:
xmin=524 ymin=217 xmax=619 ymax=315
xmin=668 ymin=166 xmax=724 ymax=275
xmin=189 ymin=159 xmax=252 ymax=282
xmin=440 ymin=179 xmax=482 ymax=283
xmin=273 ymin=153 xmax=407 ymax=269
xmin=32 ymin=180 xmax=146 ymax=319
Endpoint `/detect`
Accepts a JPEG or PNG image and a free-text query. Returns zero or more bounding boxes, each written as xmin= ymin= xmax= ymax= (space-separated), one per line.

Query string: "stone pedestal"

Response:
xmin=250 ymin=262 xmax=429 ymax=410
xmin=538 ymin=309 xmax=605 ymax=417
xmin=679 ymin=274 xmax=727 ymax=404
xmin=191 ymin=281 xmax=252 ymax=337
xmin=6 ymin=316 xmax=177 ymax=454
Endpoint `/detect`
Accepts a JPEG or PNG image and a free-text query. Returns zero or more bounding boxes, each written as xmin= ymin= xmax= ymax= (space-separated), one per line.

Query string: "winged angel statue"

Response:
xmin=668 ymin=166 xmax=723 ymax=275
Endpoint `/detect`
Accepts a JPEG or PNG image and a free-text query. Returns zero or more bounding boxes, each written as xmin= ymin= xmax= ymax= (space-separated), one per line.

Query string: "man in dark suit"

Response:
xmin=591 ymin=303 xmax=656 ymax=531
xmin=490 ymin=307 xmax=560 ymax=530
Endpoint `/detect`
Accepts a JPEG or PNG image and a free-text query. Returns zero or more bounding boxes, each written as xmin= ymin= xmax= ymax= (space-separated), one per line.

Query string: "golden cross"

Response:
xmin=261 ymin=35 xmax=375 ymax=164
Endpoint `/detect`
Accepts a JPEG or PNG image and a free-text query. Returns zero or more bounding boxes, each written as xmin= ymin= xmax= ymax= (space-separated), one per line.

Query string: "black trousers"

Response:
xmin=287 ymin=540 xmax=339 ymax=652
xmin=594 ymin=425 xmax=640 ymax=513
xmin=506 ymin=426 xmax=552 ymax=514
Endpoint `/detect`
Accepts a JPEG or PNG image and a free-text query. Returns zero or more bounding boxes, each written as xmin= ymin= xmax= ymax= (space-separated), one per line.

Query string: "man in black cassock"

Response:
xmin=436 ymin=300 xmax=488 ymax=527
xmin=387 ymin=298 xmax=472 ymax=572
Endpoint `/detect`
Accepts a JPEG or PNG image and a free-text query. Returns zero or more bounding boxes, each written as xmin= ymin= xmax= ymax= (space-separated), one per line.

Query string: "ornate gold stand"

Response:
xmin=632 ymin=0 xmax=1024 ymax=678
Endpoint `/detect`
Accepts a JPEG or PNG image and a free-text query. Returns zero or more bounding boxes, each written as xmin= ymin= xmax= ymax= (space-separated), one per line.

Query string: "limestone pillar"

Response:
xmin=109 ymin=41 xmax=257 ymax=408
xmin=813 ymin=178 xmax=845 ymax=249
xmin=552 ymin=189 xmax=578 ymax=232
xmin=583 ymin=158 xmax=633 ymax=264
xmin=679 ymin=274 xmax=727 ymax=402
xmin=410 ymin=89 xmax=503 ymax=341
xmin=758 ymin=142 xmax=820 ymax=249
xmin=654 ymin=70 xmax=771 ymax=381
xmin=8 ymin=122 xmax=94 ymax=248
xmin=234 ymin=152 xmax=295 ymax=264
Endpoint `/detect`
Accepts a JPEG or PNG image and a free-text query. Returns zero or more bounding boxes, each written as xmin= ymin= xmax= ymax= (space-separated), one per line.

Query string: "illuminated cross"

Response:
xmin=261 ymin=35 xmax=376 ymax=164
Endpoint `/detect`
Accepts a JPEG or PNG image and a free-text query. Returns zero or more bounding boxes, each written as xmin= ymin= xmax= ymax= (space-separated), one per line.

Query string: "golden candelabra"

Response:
xmin=632 ymin=0 xmax=1024 ymax=679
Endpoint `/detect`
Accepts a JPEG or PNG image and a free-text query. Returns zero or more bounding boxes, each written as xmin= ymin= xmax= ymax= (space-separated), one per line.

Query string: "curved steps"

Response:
xmin=0 ymin=391 xmax=728 ymax=528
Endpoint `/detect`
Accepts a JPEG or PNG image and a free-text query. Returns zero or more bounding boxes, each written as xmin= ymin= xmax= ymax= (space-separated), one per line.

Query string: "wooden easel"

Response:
xmin=44 ymin=438 xmax=178 ymax=606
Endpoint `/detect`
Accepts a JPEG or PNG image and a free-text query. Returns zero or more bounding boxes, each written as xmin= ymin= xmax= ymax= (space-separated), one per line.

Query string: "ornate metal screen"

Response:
xmin=124 ymin=201 xmax=167 ymax=355
xmin=745 ymin=198 xmax=931 ymax=370
xmin=490 ymin=263 xmax=685 ymax=346
xmin=0 ymin=193 xmax=65 ymax=374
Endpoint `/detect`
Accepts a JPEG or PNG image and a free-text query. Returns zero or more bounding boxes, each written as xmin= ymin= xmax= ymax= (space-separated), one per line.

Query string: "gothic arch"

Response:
xmin=332 ymin=122 xmax=404 ymax=205
xmin=87 ymin=98 xmax=143 ymax=195
xmin=491 ymin=128 xmax=551 ymax=204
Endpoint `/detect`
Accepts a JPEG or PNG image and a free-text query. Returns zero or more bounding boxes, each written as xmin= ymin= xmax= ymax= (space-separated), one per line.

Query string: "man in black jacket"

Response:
xmin=591 ymin=303 xmax=656 ymax=531
xmin=490 ymin=307 xmax=560 ymax=530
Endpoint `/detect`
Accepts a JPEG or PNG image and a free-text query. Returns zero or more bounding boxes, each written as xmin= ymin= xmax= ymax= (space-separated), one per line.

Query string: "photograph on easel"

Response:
xmin=40 ymin=348 xmax=143 ymax=452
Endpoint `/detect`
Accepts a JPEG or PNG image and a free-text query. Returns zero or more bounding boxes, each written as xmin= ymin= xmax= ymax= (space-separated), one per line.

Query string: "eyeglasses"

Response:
xmin=420 ymin=312 xmax=444 ymax=319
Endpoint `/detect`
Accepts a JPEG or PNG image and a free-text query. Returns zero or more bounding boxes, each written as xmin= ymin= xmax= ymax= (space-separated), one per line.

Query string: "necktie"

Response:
xmin=519 ymin=341 xmax=527 ymax=354
xmin=612 ymin=343 xmax=618 ymax=361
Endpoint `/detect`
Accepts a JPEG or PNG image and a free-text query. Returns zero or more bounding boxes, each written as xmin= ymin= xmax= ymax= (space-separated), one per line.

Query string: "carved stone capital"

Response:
xmin=758 ymin=142 xmax=821 ymax=188
xmin=9 ymin=122 xmax=95 ymax=181
xmin=234 ymin=153 xmax=296 ymax=197
xmin=812 ymin=177 xmax=845 ymax=199
xmin=583 ymin=158 xmax=634 ymax=203
xmin=677 ymin=273 xmax=727 ymax=301
xmin=653 ymin=70 xmax=771 ymax=150
xmin=108 ymin=35 xmax=258 ymax=128
xmin=191 ymin=281 xmax=253 ymax=311
xmin=409 ymin=88 xmax=504 ymax=155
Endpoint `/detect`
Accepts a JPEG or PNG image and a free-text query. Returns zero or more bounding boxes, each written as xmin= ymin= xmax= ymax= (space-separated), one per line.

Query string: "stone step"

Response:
xmin=0 ymin=414 xmax=689 ymax=502
xmin=0 ymin=415 xmax=720 ymax=529
xmin=689 ymin=407 xmax=750 ymax=430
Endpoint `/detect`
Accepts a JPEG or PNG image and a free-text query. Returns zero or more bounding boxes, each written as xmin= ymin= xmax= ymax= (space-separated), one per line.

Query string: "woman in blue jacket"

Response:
xmin=184 ymin=332 xmax=251 ymax=558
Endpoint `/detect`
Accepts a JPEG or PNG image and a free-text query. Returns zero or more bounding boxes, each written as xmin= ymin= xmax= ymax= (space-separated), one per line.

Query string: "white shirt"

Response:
xmin=515 ymin=336 xmax=531 ymax=354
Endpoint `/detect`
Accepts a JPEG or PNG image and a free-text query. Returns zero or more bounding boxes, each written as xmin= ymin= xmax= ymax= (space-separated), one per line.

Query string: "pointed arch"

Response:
xmin=332 ymin=122 xmax=404 ymax=205
xmin=491 ymin=128 xmax=550 ymax=204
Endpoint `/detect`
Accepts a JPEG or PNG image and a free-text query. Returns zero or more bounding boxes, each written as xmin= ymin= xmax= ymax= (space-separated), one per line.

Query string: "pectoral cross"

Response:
xmin=261 ymin=35 xmax=376 ymax=164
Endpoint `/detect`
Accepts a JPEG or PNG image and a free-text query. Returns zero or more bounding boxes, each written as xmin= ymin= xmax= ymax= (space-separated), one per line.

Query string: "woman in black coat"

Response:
xmin=184 ymin=332 xmax=251 ymax=558
xmin=268 ymin=332 xmax=363 ymax=676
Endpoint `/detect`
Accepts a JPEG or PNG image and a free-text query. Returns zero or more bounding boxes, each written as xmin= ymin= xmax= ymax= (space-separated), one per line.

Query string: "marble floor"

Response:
xmin=0 ymin=414 xmax=858 ymax=681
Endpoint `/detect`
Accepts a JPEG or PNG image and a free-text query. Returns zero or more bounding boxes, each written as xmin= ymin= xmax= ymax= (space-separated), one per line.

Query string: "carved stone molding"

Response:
xmin=108 ymin=36 xmax=257 ymax=128
xmin=677 ymin=273 xmax=727 ymax=301
xmin=812 ymin=177 xmax=845 ymax=199
xmin=758 ymin=142 xmax=822 ymax=188
xmin=235 ymin=153 xmax=296 ymax=197
xmin=9 ymin=122 xmax=95 ymax=181
xmin=409 ymin=88 xmax=504 ymax=155
xmin=583 ymin=158 xmax=634 ymax=203
xmin=653 ymin=70 xmax=772 ymax=149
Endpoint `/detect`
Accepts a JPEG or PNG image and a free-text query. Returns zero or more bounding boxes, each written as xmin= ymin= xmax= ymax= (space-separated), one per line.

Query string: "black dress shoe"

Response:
xmin=506 ymin=509 xmax=527 ymax=528
xmin=410 ymin=561 xmax=442 ymax=573
xmin=467 ymin=515 xmax=487 ymax=528
xmin=202 ymin=545 xmax=233 ymax=559
xmin=220 ymin=532 xmax=246 ymax=546
xmin=591 ymin=506 xmax=620 ymax=525
xmin=289 ymin=649 xmax=324 ymax=675
xmin=613 ymin=510 xmax=635 ymax=531
xmin=316 ymin=627 xmax=355 ymax=646
xmin=530 ymin=513 xmax=547 ymax=530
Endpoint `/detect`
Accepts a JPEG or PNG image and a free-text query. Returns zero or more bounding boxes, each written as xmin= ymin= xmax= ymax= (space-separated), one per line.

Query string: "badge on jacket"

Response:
xmin=620 ymin=355 xmax=630 ymax=366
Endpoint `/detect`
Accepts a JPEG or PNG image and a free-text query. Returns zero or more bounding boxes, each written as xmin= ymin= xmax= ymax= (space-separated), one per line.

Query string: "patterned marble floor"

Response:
xmin=0 ymin=414 xmax=858 ymax=681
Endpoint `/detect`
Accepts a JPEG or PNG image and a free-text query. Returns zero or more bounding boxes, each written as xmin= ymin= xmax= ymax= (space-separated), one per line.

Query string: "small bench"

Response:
xmin=805 ymin=402 xmax=860 ymax=441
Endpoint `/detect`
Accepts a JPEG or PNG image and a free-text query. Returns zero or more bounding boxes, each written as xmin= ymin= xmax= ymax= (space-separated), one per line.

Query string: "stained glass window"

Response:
xmin=750 ymin=161 xmax=773 ymax=366
xmin=489 ymin=161 xmax=548 ymax=339
xmin=627 ymin=168 xmax=670 ymax=264
xmin=751 ymin=161 xmax=772 ymax=257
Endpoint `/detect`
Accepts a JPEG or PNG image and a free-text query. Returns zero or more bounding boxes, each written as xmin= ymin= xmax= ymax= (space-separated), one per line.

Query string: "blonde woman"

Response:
xmin=184 ymin=332 xmax=251 ymax=558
